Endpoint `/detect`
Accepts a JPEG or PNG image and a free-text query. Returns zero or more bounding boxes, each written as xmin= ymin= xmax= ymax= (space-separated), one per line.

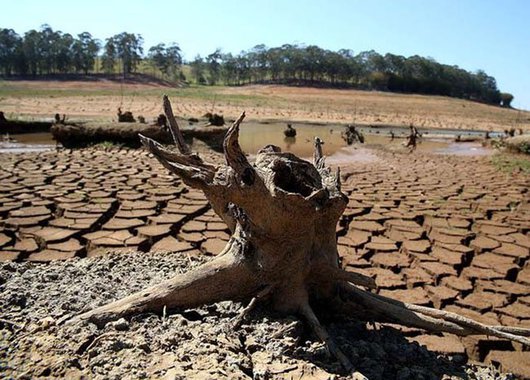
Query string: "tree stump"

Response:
xmin=69 ymin=95 xmax=530 ymax=372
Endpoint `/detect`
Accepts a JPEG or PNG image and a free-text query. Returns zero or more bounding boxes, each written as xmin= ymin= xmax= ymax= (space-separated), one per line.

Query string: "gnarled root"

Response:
xmin=338 ymin=283 xmax=530 ymax=346
xmin=300 ymin=302 xmax=355 ymax=373
xmin=233 ymin=285 xmax=273 ymax=329
xmin=67 ymin=244 xmax=260 ymax=327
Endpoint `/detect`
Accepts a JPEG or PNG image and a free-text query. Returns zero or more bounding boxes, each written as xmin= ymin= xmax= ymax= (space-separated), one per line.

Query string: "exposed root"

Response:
xmin=67 ymin=95 xmax=528 ymax=378
xmin=299 ymin=302 xmax=356 ymax=373
xmin=0 ymin=318 xmax=23 ymax=330
xmin=233 ymin=285 xmax=273 ymax=329
xmin=66 ymin=251 xmax=260 ymax=327
xmin=342 ymin=283 xmax=530 ymax=346
xmin=321 ymin=266 xmax=376 ymax=290
xmin=82 ymin=332 xmax=117 ymax=354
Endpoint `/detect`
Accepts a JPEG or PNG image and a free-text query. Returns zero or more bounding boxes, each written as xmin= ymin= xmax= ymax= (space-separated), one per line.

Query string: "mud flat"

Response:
xmin=0 ymin=146 xmax=529 ymax=378
xmin=51 ymin=121 xmax=228 ymax=149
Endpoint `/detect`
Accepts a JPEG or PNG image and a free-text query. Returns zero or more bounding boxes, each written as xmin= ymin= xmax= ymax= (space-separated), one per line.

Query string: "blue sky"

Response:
xmin=4 ymin=0 xmax=530 ymax=110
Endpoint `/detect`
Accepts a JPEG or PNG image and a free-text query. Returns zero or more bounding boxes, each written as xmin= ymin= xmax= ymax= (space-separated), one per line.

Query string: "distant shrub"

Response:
xmin=203 ymin=112 xmax=225 ymax=126
xmin=155 ymin=114 xmax=167 ymax=127
xmin=504 ymin=135 xmax=530 ymax=155
xmin=117 ymin=108 xmax=135 ymax=123
xmin=500 ymin=93 xmax=514 ymax=108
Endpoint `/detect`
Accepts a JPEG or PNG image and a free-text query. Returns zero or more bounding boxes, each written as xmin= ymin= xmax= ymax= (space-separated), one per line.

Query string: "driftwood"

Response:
xmin=68 ymin=95 xmax=530 ymax=373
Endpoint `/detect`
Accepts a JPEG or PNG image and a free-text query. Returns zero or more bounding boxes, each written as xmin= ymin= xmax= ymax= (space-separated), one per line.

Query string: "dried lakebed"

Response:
xmin=0 ymin=146 xmax=529 ymax=378
xmin=0 ymin=252 xmax=517 ymax=379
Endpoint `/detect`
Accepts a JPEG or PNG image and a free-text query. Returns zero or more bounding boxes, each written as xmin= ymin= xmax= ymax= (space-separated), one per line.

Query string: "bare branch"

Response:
xmin=335 ymin=167 xmax=341 ymax=190
xmin=139 ymin=134 xmax=211 ymax=189
xmin=163 ymin=95 xmax=191 ymax=155
xmin=313 ymin=137 xmax=325 ymax=170
xmin=223 ymin=112 xmax=255 ymax=185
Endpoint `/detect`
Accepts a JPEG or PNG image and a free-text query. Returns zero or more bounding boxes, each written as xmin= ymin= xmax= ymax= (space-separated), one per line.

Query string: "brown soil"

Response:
xmin=1 ymin=80 xmax=529 ymax=132
xmin=0 ymin=251 xmax=515 ymax=380
xmin=0 ymin=144 xmax=529 ymax=377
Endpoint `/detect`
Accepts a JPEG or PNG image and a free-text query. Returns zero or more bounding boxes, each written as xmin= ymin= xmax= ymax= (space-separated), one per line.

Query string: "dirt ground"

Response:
xmin=1 ymin=80 xmax=529 ymax=132
xmin=0 ymin=143 xmax=529 ymax=378
xmin=0 ymin=79 xmax=529 ymax=378
xmin=0 ymin=251 xmax=515 ymax=380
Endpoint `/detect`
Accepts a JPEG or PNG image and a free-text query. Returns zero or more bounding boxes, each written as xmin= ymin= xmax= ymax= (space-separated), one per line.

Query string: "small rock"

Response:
xmin=110 ymin=318 xmax=129 ymax=331
xmin=38 ymin=316 xmax=56 ymax=329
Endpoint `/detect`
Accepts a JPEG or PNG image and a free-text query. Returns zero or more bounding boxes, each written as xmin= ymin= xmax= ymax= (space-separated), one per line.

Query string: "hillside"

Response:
xmin=0 ymin=78 xmax=529 ymax=132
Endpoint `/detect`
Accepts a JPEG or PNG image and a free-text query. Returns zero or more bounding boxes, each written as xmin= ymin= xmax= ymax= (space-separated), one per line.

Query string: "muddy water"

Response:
xmin=238 ymin=122 xmax=492 ymax=159
xmin=0 ymin=124 xmax=492 ymax=157
xmin=239 ymin=123 xmax=346 ymax=157
xmin=0 ymin=133 xmax=56 ymax=153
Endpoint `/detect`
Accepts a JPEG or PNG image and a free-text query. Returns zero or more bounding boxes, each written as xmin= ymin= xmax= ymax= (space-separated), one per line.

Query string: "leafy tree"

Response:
xmin=0 ymin=29 xmax=22 ymax=75
xmin=22 ymin=29 xmax=41 ymax=76
xmin=190 ymin=55 xmax=206 ymax=84
xmin=247 ymin=44 xmax=268 ymax=83
xmin=148 ymin=43 xmax=167 ymax=73
xmin=107 ymin=32 xmax=143 ymax=75
xmin=220 ymin=52 xmax=237 ymax=84
xmin=165 ymin=44 xmax=182 ymax=67
xmin=55 ymin=33 xmax=74 ymax=73
xmin=0 ymin=25 xmax=512 ymax=106
xmin=206 ymin=49 xmax=222 ymax=85
xmin=72 ymin=32 xmax=100 ymax=74
xmin=148 ymin=42 xmax=182 ymax=78
xmin=38 ymin=25 xmax=59 ymax=74
xmin=101 ymin=37 xmax=117 ymax=74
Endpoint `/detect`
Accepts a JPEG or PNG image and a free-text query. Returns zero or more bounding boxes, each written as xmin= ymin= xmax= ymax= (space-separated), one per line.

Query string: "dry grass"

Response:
xmin=0 ymin=80 xmax=529 ymax=132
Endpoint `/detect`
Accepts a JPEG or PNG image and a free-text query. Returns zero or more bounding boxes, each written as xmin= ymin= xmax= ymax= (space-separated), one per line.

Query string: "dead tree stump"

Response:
xmin=68 ymin=95 xmax=530 ymax=372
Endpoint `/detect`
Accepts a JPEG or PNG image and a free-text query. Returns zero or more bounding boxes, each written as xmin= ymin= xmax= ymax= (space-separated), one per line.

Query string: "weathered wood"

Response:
xmin=69 ymin=95 xmax=530 ymax=372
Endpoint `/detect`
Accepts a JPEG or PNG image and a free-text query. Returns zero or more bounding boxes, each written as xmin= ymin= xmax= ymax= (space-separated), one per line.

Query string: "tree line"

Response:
xmin=0 ymin=25 xmax=513 ymax=106
xmin=0 ymin=25 xmax=181 ymax=81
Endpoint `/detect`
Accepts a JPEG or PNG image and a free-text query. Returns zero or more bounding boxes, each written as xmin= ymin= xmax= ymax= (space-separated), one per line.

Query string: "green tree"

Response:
xmin=38 ymin=25 xmax=59 ymax=74
xmin=148 ymin=43 xmax=167 ymax=73
xmin=55 ymin=33 xmax=74 ymax=73
xmin=190 ymin=55 xmax=206 ymax=84
xmin=206 ymin=49 xmax=222 ymax=85
xmin=22 ymin=29 xmax=41 ymax=76
xmin=72 ymin=32 xmax=100 ymax=74
xmin=101 ymin=37 xmax=117 ymax=74
xmin=107 ymin=32 xmax=143 ymax=75
xmin=149 ymin=42 xmax=182 ymax=78
xmin=0 ymin=29 xmax=22 ymax=75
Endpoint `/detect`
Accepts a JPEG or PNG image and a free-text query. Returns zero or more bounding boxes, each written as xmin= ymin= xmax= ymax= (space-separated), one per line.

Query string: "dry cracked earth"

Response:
xmin=0 ymin=146 xmax=529 ymax=379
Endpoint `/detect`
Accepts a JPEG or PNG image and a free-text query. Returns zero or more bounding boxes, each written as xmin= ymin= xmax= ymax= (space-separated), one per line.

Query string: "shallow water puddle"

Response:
xmin=0 ymin=143 xmax=55 ymax=154
xmin=238 ymin=122 xmax=493 ymax=158
xmin=433 ymin=142 xmax=493 ymax=156
xmin=238 ymin=122 xmax=346 ymax=157
xmin=0 ymin=124 xmax=493 ymax=157
xmin=0 ymin=132 xmax=56 ymax=153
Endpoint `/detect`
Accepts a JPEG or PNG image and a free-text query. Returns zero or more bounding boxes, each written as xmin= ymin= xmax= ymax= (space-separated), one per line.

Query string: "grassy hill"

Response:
xmin=0 ymin=76 xmax=528 ymax=132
